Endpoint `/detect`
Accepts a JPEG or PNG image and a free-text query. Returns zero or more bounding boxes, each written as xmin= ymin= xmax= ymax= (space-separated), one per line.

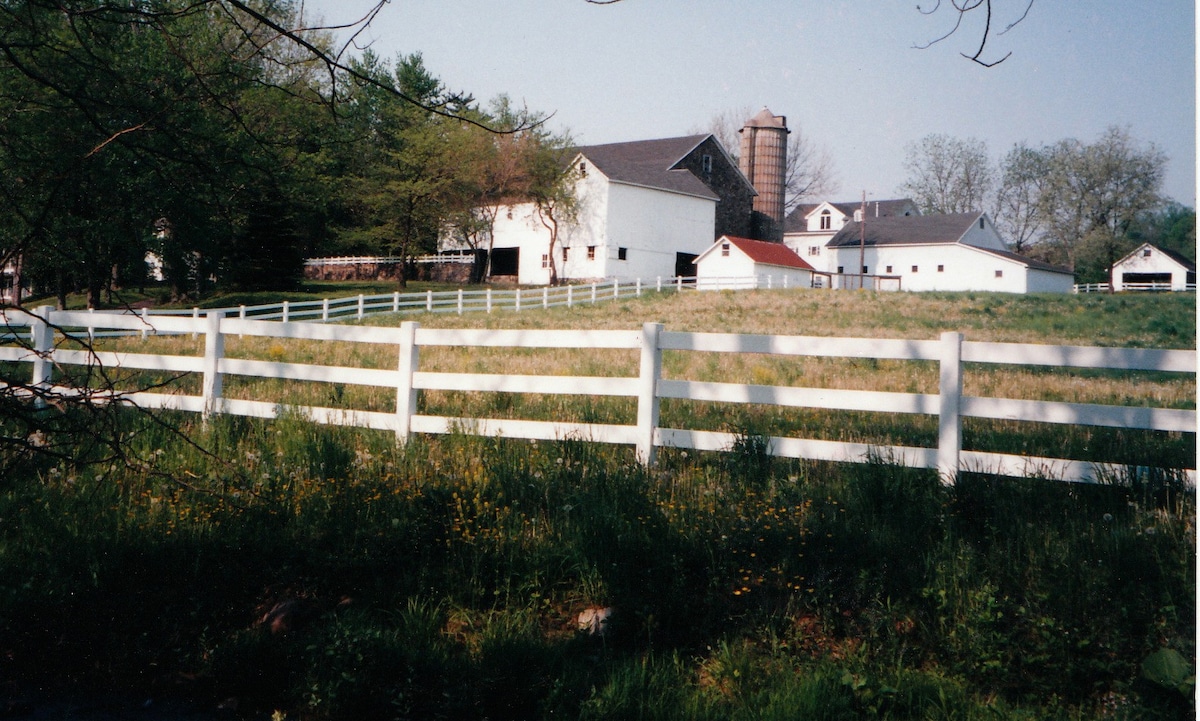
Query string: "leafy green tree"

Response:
xmin=1034 ymin=126 xmax=1166 ymax=283
xmin=900 ymin=134 xmax=994 ymax=215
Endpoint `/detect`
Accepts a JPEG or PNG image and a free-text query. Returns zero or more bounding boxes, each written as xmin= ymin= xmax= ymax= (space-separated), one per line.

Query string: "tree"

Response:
xmin=1035 ymin=127 xmax=1166 ymax=281
xmin=915 ymin=0 xmax=1036 ymax=67
xmin=698 ymin=106 xmax=838 ymax=212
xmin=993 ymin=142 xmax=1047 ymax=254
xmin=900 ymin=134 xmax=994 ymax=215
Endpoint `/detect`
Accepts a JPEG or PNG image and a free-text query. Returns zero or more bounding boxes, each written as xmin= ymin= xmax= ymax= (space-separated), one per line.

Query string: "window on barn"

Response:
xmin=912 ymin=265 xmax=918 ymax=273
xmin=721 ymin=243 xmax=730 ymax=257
xmin=862 ymin=265 xmax=868 ymax=274
xmin=1143 ymin=248 xmax=1152 ymax=257
xmin=995 ymin=270 xmax=1003 ymax=278
xmin=701 ymin=154 xmax=713 ymax=174
xmin=587 ymin=246 xmax=596 ymax=261
xmin=541 ymin=254 xmax=549 ymax=269
xmin=579 ymin=162 xmax=587 ymax=177
xmin=618 ymin=247 xmax=628 ymax=261
xmin=837 ymin=266 xmax=844 ymax=273
xmin=820 ymin=210 xmax=832 ymax=230
xmin=808 ymin=246 xmax=820 ymax=256
xmin=937 ymin=265 xmax=944 ymax=272
xmin=886 ymin=265 xmax=893 ymax=274
xmin=562 ymin=247 xmax=568 ymax=262
xmin=506 ymin=207 xmax=513 ymax=220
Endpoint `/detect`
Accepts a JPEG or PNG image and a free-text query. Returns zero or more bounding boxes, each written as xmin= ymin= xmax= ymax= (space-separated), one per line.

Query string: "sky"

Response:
xmin=300 ymin=0 xmax=1196 ymax=208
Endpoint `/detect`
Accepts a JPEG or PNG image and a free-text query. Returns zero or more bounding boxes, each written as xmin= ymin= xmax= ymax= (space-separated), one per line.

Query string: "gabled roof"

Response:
xmin=1115 ymin=243 xmax=1197 ymax=271
xmin=699 ymin=236 xmax=815 ymax=270
xmin=784 ymin=198 xmax=918 ymax=234
xmin=972 ymin=246 xmax=1074 ymax=275
xmin=826 ymin=212 xmax=982 ymax=248
xmin=574 ymin=135 xmax=720 ymax=201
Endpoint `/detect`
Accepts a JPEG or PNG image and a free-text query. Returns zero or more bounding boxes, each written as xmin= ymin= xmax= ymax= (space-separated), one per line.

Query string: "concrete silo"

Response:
xmin=738 ymin=108 xmax=789 ymax=241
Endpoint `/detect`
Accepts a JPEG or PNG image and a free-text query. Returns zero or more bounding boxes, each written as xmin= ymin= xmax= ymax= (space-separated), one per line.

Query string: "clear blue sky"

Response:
xmin=302 ymin=1 xmax=1196 ymax=207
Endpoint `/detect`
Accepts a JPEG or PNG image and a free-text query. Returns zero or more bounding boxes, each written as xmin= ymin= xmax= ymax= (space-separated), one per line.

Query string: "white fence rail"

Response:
xmin=1074 ymin=282 xmax=1197 ymax=293
xmin=0 ymin=276 xmax=806 ymax=340
xmin=1 ymin=306 xmax=1194 ymax=485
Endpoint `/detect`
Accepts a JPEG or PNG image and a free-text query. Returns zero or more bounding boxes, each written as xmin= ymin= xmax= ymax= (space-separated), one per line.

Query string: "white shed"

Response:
xmin=694 ymin=236 xmax=816 ymax=290
xmin=1112 ymin=243 xmax=1196 ymax=291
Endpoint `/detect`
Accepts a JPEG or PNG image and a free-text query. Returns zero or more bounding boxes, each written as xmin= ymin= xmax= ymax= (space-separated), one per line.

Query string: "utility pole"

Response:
xmin=858 ymin=190 xmax=866 ymax=290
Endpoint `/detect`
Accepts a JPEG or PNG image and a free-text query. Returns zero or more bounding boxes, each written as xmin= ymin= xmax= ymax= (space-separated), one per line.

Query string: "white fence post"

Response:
xmin=426 ymin=289 xmax=433 ymax=312
xmin=321 ymin=299 xmax=329 ymax=322
xmin=86 ymin=308 xmax=95 ymax=342
xmin=487 ymin=288 xmax=493 ymax=313
xmin=515 ymin=288 xmax=522 ymax=312
xmin=282 ymin=300 xmax=290 ymax=323
xmin=613 ymin=278 xmax=620 ymax=300
xmin=201 ymin=311 xmax=225 ymax=422
xmin=542 ymin=287 xmax=548 ymax=309
xmin=393 ymin=291 xmax=400 ymax=313
xmin=938 ymin=331 xmax=963 ymax=485
xmin=567 ymin=285 xmax=573 ymax=308
xmin=636 ymin=278 xmax=642 ymax=297
xmin=457 ymin=289 xmax=464 ymax=315
xmin=591 ymin=282 xmax=597 ymax=304
xmin=30 ymin=305 xmax=54 ymax=407
xmin=191 ymin=307 xmax=199 ymax=339
xmin=395 ymin=321 xmax=419 ymax=443
xmin=140 ymin=307 xmax=150 ymax=341
xmin=358 ymin=294 xmax=365 ymax=320
xmin=675 ymin=276 xmax=682 ymax=292
xmin=636 ymin=322 xmax=663 ymax=467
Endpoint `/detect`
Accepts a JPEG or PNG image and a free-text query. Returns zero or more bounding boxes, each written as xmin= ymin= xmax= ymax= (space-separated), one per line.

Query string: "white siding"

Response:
xmin=695 ymin=242 xmax=813 ymax=290
xmin=596 ymin=182 xmax=715 ymax=282
xmin=1113 ymin=245 xmax=1194 ymax=291
xmin=829 ymin=243 xmax=1069 ymax=293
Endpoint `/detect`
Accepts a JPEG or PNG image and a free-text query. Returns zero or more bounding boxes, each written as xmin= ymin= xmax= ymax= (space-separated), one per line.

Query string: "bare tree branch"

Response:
xmin=916 ymin=0 xmax=1033 ymax=67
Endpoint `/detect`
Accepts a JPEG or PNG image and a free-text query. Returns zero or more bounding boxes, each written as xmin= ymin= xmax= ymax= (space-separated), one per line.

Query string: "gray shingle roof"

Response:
xmin=972 ymin=246 xmax=1074 ymax=275
xmin=826 ymin=212 xmax=981 ymax=247
xmin=575 ymin=135 xmax=720 ymax=201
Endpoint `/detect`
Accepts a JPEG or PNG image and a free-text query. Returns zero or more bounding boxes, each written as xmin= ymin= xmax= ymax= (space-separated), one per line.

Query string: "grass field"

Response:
xmin=0 ymin=288 xmax=1194 ymax=719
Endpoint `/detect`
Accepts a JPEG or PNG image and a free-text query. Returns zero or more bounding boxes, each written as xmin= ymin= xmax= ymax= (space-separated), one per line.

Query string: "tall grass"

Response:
xmin=0 ymin=289 xmax=1193 ymax=719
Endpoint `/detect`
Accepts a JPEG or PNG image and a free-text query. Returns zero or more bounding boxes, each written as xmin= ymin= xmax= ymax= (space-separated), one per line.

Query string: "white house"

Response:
xmin=824 ymin=212 xmax=1075 ymax=293
xmin=694 ymin=236 xmax=816 ymax=290
xmin=783 ymin=198 xmax=919 ymax=267
xmin=1111 ymin=243 xmax=1196 ymax=291
xmin=448 ymin=134 xmax=758 ymax=286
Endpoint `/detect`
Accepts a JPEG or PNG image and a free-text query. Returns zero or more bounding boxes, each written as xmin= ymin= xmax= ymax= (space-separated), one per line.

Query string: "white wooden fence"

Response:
xmin=1074 ymin=282 xmax=1198 ymax=293
xmin=1 ymin=306 xmax=1194 ymax=485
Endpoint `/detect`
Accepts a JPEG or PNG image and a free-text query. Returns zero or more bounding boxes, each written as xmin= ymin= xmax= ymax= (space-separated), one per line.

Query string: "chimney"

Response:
xmin=738 ymin=108 xmax=789 ymax=241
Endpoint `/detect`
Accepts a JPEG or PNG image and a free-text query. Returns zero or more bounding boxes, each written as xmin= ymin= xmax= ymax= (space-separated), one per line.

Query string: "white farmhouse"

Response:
xmin=694 ymin=235 xmax=817 ymax=290
xmin=1111 ymin=243 xmax=1196 ymax=291
xmin=782 ymin=198 xmax=919 ymax=267
xmin=825 ymin=212 xmax=1074 ymax=293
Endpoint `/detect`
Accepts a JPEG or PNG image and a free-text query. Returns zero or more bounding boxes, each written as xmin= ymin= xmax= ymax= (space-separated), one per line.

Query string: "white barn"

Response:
xmin=825 ymin=212 xmax=1074 ymax=293
xmin=694 ymin=236 xmax=816 ymax=290
xmin=449 ymin=135 xmax=758 ymax=286
xmin=1111 ymin=243 xmax=1196 ymax=291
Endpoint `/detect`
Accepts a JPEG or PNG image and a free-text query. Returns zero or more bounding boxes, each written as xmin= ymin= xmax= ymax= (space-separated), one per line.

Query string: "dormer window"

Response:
xmin=853 ymin=209 xmax=863 ymax=222
xmin=819 ymin=210 xmax=831 ymax=230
